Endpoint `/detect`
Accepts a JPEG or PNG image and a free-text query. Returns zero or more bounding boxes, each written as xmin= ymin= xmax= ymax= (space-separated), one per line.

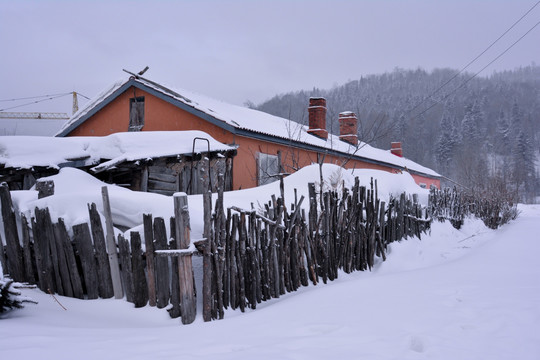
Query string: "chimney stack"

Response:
xmin=338 ymin=111 xmax=358 ymax=146
xmin=307 ymin=97 xmax=328 ymax=140
xmin=391 ymin=142 xmax=403 ymax=157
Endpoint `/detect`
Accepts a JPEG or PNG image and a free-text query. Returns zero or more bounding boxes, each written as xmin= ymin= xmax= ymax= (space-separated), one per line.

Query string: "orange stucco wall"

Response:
xmin=67 ymin=87 xmax=440 ymax=190
xmin=410 ymin=173 xmax=441 ymax=190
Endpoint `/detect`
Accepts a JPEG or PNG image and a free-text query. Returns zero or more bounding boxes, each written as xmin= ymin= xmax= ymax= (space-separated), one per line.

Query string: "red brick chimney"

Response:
xmin=391 ymin=142 xmax=403 ymax=157
xmin=307 ymin=97 xmax=328 ymax=140
xmin=338 ymin=111 xmax=358 ymax=146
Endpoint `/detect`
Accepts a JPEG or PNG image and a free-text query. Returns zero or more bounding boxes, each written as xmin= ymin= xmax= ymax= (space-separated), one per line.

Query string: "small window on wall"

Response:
xmin=129 ymin=96 xmax=145 ymax=131
xmin=257 ymin=152 xmax=279 ymax=186
xmin=419 ymin=183 xmax=427 ymax=189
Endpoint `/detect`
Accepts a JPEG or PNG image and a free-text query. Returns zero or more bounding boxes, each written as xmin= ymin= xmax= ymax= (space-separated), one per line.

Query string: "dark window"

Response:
xmin=129 ymin=96 xmax=145 ymax=131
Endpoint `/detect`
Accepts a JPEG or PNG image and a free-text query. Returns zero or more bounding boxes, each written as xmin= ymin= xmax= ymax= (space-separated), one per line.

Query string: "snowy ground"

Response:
xmin=2 ymin=202 xmax=539 ymax=359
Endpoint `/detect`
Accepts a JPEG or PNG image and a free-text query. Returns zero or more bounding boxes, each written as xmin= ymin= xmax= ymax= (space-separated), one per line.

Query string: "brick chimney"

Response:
xmin=338 ymin=111 xmax=358 ymax=146
xmin=307 ymin=97 xmax=328 ymax=140
xmin=391 ymin=142 xmax=403 ymax=157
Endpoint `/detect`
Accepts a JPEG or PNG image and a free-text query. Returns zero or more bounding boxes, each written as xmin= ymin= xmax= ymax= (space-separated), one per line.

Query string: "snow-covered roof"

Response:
xmin=0 ymin=130 xmax=236 ymax=172
xmin=57 ymin=75 xmax=440 ymax=178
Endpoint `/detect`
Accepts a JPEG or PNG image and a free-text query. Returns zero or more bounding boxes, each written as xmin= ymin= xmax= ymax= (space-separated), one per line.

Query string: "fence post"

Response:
xmin=143 ymin=213 xmax=157 ymax=307
xmin=202 ymin=162 xmax=213 ymax=322
xmin=174 ymin=193 xmax=196 ymax=324
xmin=88 ymin=203 xmax=113 ymax=299
xmin=0 ymin=182 xmax=24 ymax=282
xmin=101 ymin=186 xmax=123 ymax=299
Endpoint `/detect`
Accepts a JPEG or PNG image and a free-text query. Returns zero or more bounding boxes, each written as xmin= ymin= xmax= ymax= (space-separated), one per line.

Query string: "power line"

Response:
xmin=0 ymin=93 xmax=72 ymax=112
xmin=407 ymin=0 xmax=540 ymax=118
xmin=0 ymin=92 xmax=71 ymax=102
xmin=76 ymin=92 xmax=91 ymax=100
xmin=411 ymin=19 xmax=540 ymax=121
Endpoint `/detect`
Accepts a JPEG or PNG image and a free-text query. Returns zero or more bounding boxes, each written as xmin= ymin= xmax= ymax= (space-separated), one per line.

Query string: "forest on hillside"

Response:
xmin=254 ymin=65 xmax=540 ymax=203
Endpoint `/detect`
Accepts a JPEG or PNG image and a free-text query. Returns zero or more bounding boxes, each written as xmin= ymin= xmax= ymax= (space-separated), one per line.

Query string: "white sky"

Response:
xmin=1 ymin=0 xmax=539 ymax=115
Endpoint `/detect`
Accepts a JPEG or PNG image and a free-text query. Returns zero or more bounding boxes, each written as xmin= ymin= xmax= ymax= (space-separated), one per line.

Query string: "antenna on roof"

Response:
xmin=138 ymin=66 xmax=149 ymax=76
xmin=123 ymin=66 xmax=149 ymax=79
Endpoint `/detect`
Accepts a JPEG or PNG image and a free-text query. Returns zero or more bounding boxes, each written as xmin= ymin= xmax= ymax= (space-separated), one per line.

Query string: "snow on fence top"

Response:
xmin=56 ymin=75 xmax=440 ymax=178
xmin=0 ymin=130 xmax=236 ymax=170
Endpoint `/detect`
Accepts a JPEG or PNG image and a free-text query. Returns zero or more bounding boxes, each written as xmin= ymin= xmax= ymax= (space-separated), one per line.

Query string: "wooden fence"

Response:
xmin=0 ymin=175 xmax=430 ymax=324
xmin=201 ymin=176 xmax=431 ymax=320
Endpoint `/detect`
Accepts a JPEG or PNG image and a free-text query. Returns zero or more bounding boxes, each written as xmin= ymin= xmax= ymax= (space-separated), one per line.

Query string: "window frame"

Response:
xmin=129 ymin=96 xmax=145 ymax=131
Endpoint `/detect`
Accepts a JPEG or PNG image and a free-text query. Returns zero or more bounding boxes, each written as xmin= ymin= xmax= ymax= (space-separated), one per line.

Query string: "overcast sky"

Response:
xmin=1 ymin=0 xmax=539 ymax=115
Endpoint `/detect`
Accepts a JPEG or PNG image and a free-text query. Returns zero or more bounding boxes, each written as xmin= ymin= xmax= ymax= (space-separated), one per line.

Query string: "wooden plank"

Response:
xmin=20 ymin=214 xmax=36 ymax=284
xmin=130 ymin=231 xmax=148 ymax=308
xmin=148 ymin=189 xmax=174 ymax=196
xmin=229 ymin=213 xmax=238 ymax=309
xmin=148 ymin=165 xmax=175 ymax=176
xmin=174 ymin=193 xmax=196 ymax=324
xmin=22 ymin=172 xmax=36 ymax=190
xmin=55 ymin=218 xmax=84 ymax=299
xmin=35 ymin=179 xmax=54 ymax=199
xmin=168 ymin=218 xmax=181 ymax=319
xmin=88 ymin=203 xmax=114 ymax=299
xmin=0 ymin=233 xmax=6 ymax=276
xmin=51 ymin=217 xmax=73 ymax=298
xmin=143 ymin=214 xmax=157 ymax=307
xmin=31 ymin=216 xmax=47 ymax=292
xmin=153 ymin=217 xmax=170 ymax=309
xmin=34 ymin=207 xmax=62 ymax=294
xmin=148 ymin=172 xmax=177 ymax=183
xmin=0 ymin=182 xmax=24 ymax=281
xmin=202 ymin=160 xmax=213 ymax=322
xmin=101 ymin=186 xmax=123 ymax=299
xmin=73 ymin=223 xmax=99 ymax=299
xmin=148 ymin=179 xmax=177 ymax=192
xmin=141 ymin=166 xmax=149 ymax=192
xmin=118 ymin=234 xmax=134 ymax=303
xmin=44 ymin=208 xmax=64 ymax=296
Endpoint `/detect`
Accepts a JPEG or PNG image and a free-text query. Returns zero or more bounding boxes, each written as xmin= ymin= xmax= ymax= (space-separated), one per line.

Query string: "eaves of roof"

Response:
xmin=234 ymin=128 xmax=439 ymax=179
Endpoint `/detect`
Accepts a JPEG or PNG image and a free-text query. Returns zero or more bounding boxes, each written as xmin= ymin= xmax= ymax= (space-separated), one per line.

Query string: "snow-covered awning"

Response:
xmin=0 ymin=130 xmax=237 ymax=172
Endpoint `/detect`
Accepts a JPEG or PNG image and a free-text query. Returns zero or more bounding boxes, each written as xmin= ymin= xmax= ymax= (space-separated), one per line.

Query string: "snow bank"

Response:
xmin=11 ymin=164 xmax=427 ymax=242
xmin=1 ymin=203 xmax=538 ymax=359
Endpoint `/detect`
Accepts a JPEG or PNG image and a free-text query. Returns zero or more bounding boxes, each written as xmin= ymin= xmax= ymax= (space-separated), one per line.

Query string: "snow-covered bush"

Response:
xmin=0 ymin=266 xmax=36 ymax=315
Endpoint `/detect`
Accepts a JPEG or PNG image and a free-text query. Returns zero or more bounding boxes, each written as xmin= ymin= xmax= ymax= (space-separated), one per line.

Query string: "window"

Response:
xmin=419 ymin=183 xmax=427 ymax=189
xmin=129 ymin=96 xmax=145 ymax=131
xmin=257 ymin=152 xmax=279 ymax=186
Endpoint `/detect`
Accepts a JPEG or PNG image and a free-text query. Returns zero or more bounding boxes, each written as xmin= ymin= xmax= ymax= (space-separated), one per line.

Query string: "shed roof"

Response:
xmin=0 ymin=130 xmax=236 ymax=172
xmin=56 ymin=74 xmax=440 ymax=178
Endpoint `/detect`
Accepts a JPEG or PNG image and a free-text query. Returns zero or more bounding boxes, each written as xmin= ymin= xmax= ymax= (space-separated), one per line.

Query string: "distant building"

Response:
xmin=0 ymin=112 xmax=68 ymax=136
xmin=56 ymin=73 xmax=441 ymax=190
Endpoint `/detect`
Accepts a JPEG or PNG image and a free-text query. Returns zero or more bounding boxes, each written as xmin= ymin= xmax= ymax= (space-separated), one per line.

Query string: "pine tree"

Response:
xmin=512 ymin=131 xmax=537 ymax=202
xmin=435 ymin=108 xmax=458 ymax=174
xmin=495 ymin=109 xmax=511 ymax=155
xmin=0 ymin=278 xmax=35 ymax=314
xmin=461 ymin=101 xmax=482 ymax=147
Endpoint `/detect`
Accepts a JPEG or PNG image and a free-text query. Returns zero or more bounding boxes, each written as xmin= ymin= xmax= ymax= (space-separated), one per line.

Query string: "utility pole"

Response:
xmin=72 ymin=91 xmax=79 ymax=115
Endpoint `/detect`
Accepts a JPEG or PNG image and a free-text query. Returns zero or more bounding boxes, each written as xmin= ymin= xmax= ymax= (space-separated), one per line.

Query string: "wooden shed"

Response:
xmin=0 ymin=131 xmax=237 ymax=195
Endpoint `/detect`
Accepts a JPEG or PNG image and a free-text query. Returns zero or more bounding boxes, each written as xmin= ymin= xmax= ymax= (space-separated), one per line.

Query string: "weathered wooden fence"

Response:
xmin=0 ymin=175 xmax=430 ymax=324
xmin=201 ymin=177 xmax=431 ymax=320
xmin=0 ymin=183 xmax=197 ymax=324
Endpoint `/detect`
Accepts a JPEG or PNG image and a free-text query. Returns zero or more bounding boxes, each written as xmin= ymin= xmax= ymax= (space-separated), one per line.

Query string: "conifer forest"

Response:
xmin=254 ymin=65 xmax=540 ymax=202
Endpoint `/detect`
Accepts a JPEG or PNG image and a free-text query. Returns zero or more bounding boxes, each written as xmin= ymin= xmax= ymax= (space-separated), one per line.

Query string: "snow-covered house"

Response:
xmin=0 ymin=131 xmax=236 ymax=195
xmin=56 ymin=73 xmax=441 ymax=190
